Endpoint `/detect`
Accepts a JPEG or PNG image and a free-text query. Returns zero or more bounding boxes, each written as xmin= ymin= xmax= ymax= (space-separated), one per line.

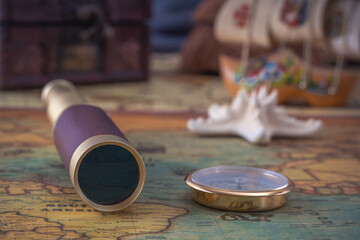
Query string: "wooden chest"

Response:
xmin=0 ymin=0 xmax=151 ymax=89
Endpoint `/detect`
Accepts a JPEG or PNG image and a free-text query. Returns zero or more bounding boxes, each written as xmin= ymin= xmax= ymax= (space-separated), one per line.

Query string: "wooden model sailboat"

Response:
xmin=214 ymin=0 xmax=359 ymax=107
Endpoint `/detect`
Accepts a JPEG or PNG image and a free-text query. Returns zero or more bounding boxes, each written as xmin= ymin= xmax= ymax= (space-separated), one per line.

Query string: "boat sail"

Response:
xmin=214 ymin=0 xmax=359 ymax=107
xmin=214 ymin=0 xmax=273 ymax=48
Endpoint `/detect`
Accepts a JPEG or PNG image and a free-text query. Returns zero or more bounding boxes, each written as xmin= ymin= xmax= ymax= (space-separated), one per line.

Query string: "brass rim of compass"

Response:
xmin=184 ymin=167 xmax=294 ymax=198
xmin=185 ymin=167 xmax=294 ymax=211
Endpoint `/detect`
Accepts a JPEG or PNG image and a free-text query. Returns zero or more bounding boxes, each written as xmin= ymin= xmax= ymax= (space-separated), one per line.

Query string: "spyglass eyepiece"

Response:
xmin=42 ymin=80 xmax=146 ymax=212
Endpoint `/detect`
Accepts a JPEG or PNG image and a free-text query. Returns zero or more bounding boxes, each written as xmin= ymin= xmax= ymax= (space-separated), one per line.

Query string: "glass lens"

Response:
xmin=78 ymin=144 xmax=140 ymax=205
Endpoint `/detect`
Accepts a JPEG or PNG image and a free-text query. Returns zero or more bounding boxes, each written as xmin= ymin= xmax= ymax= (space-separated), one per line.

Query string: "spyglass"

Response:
xmin=42 ymin=80 xmax=145 ymax=212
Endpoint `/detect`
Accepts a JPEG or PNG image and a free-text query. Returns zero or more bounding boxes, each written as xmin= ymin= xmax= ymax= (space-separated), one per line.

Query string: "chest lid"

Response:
xmin=0 ymin=0 xmax=151 ymax=24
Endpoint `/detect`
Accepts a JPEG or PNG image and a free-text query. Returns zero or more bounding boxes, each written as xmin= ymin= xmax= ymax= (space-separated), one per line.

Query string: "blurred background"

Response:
xmin=151 ymin=0 xmax=202 ymax=53
xmin=0 ymin=0 xmax=359 ymax=107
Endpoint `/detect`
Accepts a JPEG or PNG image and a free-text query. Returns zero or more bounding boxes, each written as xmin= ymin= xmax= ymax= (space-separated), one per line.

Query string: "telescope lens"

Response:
xmin=77 ymin=144 xmax=140 ymax=205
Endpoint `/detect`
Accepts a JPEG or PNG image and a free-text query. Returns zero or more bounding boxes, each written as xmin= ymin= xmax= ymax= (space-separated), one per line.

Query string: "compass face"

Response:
xmin=189 ymin=166 xmax=291 ymax=192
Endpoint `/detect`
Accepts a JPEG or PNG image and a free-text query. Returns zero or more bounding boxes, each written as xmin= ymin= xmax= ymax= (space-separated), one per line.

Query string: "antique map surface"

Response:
xmin=1 ymin=111 xmax=360 ymax=239
xmin=1 ymin=55 xmax=360 ymax=239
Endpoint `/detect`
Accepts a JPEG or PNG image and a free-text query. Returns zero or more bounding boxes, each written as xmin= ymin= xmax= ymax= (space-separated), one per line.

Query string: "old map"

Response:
xmin=0 ymin=108 xmax=359 ymax=239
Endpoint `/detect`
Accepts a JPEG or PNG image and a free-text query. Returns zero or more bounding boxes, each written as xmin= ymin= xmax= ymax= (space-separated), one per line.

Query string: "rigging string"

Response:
xmin=275 ymin=0 xmax=311 ymax=90
xmin=238 ymin=0 xmax=258 ymax=79
xmin=300 ymin=0 xmax=313 ymax=90
xmin=329 ymin=0 xmax=356 ymax=94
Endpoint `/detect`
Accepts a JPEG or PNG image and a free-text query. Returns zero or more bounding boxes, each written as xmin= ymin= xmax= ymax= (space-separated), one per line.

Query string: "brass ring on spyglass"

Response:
xmin=185 ymin=166 xmax=294 ymax=211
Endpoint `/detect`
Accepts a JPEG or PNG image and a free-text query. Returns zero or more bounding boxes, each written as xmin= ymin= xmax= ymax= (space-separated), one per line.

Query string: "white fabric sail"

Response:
xmin=270 ymin=0 xmax=329 ymax=45
xmin=344 ymin=1 xmax=360 ymax=60
xmin=328 ymin=0 xmax=354 ymax=57
xmin=214 ymin=0 xmax=274 ymax=48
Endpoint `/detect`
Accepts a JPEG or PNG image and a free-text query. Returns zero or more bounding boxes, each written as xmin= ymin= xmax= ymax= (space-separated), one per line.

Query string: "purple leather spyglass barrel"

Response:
xmin=54 ymin=104 xmax=127 ymax=173
xmin=53 ymin=104 xmax=143 ymax=208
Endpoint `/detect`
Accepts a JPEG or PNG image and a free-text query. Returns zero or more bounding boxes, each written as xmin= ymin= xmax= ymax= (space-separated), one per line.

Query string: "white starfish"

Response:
xmin=187 ymin=86 xmax=323 ymax=144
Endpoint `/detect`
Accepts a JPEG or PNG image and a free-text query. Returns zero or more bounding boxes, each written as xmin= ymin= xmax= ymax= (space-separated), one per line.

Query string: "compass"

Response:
xmin=185 ymin=166 xmax=294 ymax=211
